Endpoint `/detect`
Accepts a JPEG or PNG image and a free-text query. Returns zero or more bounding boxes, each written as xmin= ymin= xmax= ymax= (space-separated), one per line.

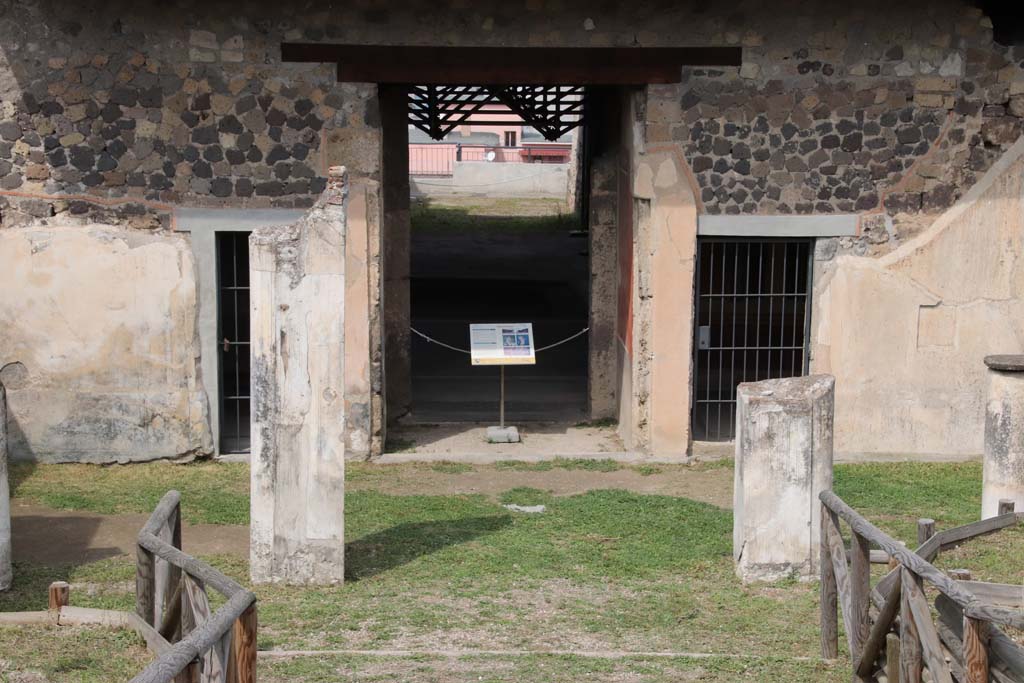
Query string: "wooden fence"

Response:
xmin=819 ymin=490 xmax=1024 ymax=682
xmin=130 ymin=490 xmax=257 ymax=683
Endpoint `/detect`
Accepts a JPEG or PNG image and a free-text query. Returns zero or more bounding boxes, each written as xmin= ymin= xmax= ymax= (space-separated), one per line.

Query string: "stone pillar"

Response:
xmin=733 ymin=375 xmax=835 ymax=583
xmin=1 ymin=385 xmax=11 ymax=591
xmin=249 ymin=167 xmax=348 ymax=585
xmin=982 ymin=355 xmax=1024 ymax=519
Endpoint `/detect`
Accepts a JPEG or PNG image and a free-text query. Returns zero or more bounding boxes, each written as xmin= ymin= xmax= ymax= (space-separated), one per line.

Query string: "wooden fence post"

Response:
xmin=900 ymin=569 xmax=923 ymax=683
xmin=136 ymin=545 xmax=156 ymax=625
xmin=820 ymin=502 xmax=838 ymax=660
xmin=232 ymin=604 xmax=257 ymax=683
xmin=962 ymin=617 xmax=990 ymax=683
xmin=917 ymin=518 xmax=936 ymax=546
xmin=886 ymin=632 xmax=901 ymax=683
xmin=48 ymin=581 xmax=70 ymax=611
xmin=167 ymin=501 xmax=182 ymax=639
xmin=850 ymin=530 xmax=871 ymax=661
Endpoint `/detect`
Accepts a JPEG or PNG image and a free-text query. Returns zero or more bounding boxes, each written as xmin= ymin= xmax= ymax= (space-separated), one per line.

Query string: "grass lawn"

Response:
xmin=411 ymin=196 xmax=577 ymax=234
xmin=1 ymin=458 xmax=1011 ymax=682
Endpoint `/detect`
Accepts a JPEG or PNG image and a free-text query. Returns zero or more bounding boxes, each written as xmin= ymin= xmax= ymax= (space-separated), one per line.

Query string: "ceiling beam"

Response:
xmin=281 ymin=44 xmax=742 ymax=85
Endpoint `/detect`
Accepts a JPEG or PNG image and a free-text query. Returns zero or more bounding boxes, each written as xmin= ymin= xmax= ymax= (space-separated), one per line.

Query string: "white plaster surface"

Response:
xmin=0 ymin=225 xmax=211 ymax=462
xmin=411 ymin=161 xmax=570 ymax=199
xmin=249 ymin=171 xmax=348 ymax=585
xmin=733 ymin=375 xmax=835 ymax=583
xmin=982 ymin=368 xmax=1024 ymax=518
xmin=812 ymin=137 xmax=1024 ymax=458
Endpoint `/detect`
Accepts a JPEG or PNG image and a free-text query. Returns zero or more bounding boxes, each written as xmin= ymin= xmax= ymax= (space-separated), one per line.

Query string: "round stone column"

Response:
xmin=982 ymin=355 xmax=1024 ymax=519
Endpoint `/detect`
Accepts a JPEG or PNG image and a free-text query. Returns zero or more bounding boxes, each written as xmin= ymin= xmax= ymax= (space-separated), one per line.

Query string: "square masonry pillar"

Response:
xmin=249 ymin=168 xmax=349 ymax=585
xmin=982 ymin=355 xmax=1024 ymax=519
xmin=733 ymin=375 xmax=835 ymax=583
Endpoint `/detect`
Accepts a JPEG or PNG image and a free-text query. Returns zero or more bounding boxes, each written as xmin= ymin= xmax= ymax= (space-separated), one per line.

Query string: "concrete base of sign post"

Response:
xmin=487 ymin=426 xmax=521 ymax=443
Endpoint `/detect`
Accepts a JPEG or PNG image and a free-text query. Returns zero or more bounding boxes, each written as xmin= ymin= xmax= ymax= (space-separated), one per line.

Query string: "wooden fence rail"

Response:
xmin=819 ymin=490 xmax=1024 ymax=683
xmin=130 ymin=490 xmax=257 ymax=683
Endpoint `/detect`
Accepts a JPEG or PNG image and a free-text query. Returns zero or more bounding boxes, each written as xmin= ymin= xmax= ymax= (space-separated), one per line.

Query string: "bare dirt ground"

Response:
xmin=9 ymin=463 xmax=732 ymax=566
xmin=349 ymin=463 xmax=733 ymax=508
xmin=9 ymin=500 xmax=250 ymax=565
xmin=384 ymin=422 xmax=627 ymax=458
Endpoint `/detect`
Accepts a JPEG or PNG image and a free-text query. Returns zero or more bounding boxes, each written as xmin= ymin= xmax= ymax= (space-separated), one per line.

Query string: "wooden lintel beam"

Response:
xmin=281 ymin=44 xmax=741 ymax=84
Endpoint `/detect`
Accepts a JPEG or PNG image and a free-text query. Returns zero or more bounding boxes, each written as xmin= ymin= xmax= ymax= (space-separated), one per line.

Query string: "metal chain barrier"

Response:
xmin=410 ymin=326 xmax=589 ymax=355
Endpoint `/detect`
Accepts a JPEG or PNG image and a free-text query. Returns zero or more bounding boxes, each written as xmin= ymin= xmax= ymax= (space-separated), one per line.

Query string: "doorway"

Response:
xmin=216 ymin=231 xmax=252 ymax=454
xmin=408 ymin=196 xmax=588 ymax=423
xmin=691 ymin=238 xmax=813 ymax=441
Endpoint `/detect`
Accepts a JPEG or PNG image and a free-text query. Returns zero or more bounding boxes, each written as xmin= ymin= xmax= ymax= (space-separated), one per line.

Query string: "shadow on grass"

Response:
xmin=344 ymin=514 xmax=512 ymax=581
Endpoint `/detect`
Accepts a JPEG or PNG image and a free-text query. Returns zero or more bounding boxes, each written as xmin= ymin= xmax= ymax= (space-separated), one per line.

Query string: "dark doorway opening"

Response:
xmin=409 ymin=197 xmax=589 ymax=423
xmin=691 ymin=238 xmax=813 ymax=441
xmin=216 ymin=231 xmax=252 ymax=454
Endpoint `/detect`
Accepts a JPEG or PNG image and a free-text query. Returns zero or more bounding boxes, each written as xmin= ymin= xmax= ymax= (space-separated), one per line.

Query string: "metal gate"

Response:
xmin=216 ymin=232 xmax=251 ymax=454
xmin=692 ymin=238 xmax=813 ymax=441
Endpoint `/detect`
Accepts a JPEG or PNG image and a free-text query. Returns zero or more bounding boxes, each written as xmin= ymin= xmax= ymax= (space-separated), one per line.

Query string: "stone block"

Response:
xmin=487 ymin=426 xmax=520 ymax=443
xmin=0 ymin=386 xmax=10 ymax=591
xmin=915 ymin=76 xmax=958 ymax=92
xmin=982 ymin=356 xmax=1024 ymax=518
xmin=733 ymin=375 xmax=835 ymax=583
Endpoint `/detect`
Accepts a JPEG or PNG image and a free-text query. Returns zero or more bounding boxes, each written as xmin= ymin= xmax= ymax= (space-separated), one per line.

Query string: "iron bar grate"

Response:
xmin=691 ymin=238 xmax=813 ymax=441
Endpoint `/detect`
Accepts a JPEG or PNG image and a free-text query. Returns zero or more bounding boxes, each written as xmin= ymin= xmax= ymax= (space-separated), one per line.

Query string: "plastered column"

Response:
xmin=733 ymin=375 xmax=835 ymax=583
xmin=249 ymin=167 xmax=348 ymax=585
xmin=982 ymin=355 xmax=1024 ymax=519
xmin=633 ymin=146 xmax=698 ymax=459
xmin=1 ymin=385 xmax=11 ymax=591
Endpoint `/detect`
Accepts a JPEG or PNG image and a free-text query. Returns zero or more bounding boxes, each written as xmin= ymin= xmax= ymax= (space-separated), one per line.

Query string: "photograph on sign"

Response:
xmin=470 ymin=323 xmax=536 ymax=365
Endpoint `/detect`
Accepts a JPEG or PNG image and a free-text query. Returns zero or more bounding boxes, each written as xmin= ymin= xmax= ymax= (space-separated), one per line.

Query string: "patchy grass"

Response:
xmin=411 ymin=197 xmax=577 ymax=235
xmin=261 ymin=653 xmax=841 ymax=682
xmin=9 ymin=461 xmax=249 ymax=525
xmin=833 ymin=461 xmax=983 ymax=544
xmin=383 ymin=436 xmax=418 ymax=454
xmin=0 ymin=625 xmax=152 ymax=682
xmin=429 ymin=461 xmax=474 ymax=475
xmin=494 ymin=457 xmax=622 ymax=472
xmin=574 ymin=417 xmax=618 ymax=429
xmin=3 ymin=459 xmax=1007 ymax=682
xmin=933 ymin=522 xmax=1024 ymax=585
xmin=690 ymin=458 xmax=735 ymax=471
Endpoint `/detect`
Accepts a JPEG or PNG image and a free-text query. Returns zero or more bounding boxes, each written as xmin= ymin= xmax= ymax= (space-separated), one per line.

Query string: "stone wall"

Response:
xmin=655 ymin=5 xmax=1024 ymax=256
xmin=811 ymin=136 xmax=1024 ymax=458
xmin=0 ymin=0 xmax=1022 ymax=461
xmin=0 ymin=225 xmax=210 ymax=462
xmin=1 ymin=1 xmax=1019 ymax=238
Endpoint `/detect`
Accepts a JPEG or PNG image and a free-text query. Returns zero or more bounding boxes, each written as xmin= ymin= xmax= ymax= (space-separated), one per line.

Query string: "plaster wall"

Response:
xmin=0 ymin=225 xmax=211 ymax=462
xmin=410 ymin=162 xmax=571 ymax=199
xmin=0 ymin=1 xmax=1022 ymax=462
xmin=617 ymin=87 xmax=700 ymax=459
xmin=812 ymin=137 xmax=1024 ymax=458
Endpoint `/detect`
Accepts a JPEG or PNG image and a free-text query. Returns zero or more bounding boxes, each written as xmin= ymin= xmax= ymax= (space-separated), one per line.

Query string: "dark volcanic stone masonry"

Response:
xmin=0 ymin=0 xmax=1021 ymax=244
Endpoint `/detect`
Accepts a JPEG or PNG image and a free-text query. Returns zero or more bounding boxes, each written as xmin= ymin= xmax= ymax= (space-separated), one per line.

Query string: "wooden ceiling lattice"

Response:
xmin=408 ymin=84 xmax=585 ymax=141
